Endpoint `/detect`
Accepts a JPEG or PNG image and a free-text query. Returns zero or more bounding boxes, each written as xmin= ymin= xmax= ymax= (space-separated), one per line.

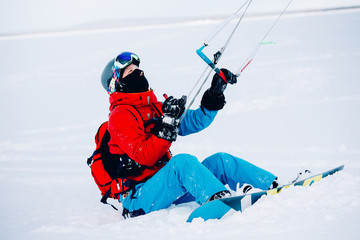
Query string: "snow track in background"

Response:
xmin=1 ymin=6 xmax=359 ymax=41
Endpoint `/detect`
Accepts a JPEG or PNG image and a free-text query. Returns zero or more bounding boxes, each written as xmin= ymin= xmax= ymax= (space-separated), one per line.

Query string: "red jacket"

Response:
xmin=108 ymin=90 xmax=171 ymax=182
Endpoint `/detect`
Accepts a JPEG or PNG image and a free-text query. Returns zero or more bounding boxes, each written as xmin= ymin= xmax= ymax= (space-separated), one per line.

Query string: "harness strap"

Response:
xmin=87 ymin=149 xmax=100 ymax=167
xmin=101 ymin=188 xmax=119 ymax=211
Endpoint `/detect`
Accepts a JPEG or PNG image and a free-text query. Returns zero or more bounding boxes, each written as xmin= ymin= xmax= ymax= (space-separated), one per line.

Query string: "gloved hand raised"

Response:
xmin=210 ymin=68 xmax=237 ymax=94
xmin=201 ymin=68 xmax=237 ymax=111
xmin=162 ymin=95 xmax=187 ymax=119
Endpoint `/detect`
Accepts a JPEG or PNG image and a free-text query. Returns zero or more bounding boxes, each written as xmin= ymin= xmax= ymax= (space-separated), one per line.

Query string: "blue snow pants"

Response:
xmin=120 ymin=152 xmax=277 ymax=215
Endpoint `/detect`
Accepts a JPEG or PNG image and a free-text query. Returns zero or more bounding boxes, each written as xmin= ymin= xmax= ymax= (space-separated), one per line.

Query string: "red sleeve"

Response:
xmin=108 ymin=107 xmax=171 ymax=166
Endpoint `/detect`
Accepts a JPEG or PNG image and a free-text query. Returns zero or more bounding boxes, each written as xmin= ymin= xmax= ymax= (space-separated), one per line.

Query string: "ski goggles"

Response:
xmin=113 ymin=51 xmax=140 ymax=80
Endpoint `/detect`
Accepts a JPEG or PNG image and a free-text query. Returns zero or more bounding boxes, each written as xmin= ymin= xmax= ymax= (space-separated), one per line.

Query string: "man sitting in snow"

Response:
xmin=99 ymin=51 xmax=279 ymax=218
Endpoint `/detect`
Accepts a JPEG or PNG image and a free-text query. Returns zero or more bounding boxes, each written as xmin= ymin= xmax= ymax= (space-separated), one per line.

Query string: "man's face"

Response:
xmin=122 ymin=64 xmax=139 ymax=79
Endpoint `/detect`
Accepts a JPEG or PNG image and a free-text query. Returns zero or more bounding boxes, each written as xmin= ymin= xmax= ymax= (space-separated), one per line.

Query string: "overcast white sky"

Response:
xmin=0 ymin=0 xmax=359 ymax=34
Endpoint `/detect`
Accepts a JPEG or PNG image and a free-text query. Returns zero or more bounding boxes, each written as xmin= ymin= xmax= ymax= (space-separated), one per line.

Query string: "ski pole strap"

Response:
xmin=196 ymin=45 xmax=227 ymax=83
xmin=101 ymin=189 xmax=119 ymax=211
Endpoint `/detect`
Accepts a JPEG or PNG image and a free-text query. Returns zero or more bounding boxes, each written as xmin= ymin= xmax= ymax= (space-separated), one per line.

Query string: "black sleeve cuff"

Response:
xmin=200 ymin=89 xmax=226 ymax=110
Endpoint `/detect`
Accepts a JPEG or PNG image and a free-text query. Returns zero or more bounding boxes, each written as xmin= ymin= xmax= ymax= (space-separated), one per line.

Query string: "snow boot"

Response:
xmin=208 ymin=190 xmax=231 ymax=202
xmin=236 ymin=184 xmax=256 ymax=194
xmin=268 ymin=178 xmax=280 ymax=190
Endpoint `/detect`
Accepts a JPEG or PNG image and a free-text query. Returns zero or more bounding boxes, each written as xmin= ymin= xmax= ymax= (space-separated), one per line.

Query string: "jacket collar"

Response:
xmin=109 ymin=90 xmax=158 ymax=111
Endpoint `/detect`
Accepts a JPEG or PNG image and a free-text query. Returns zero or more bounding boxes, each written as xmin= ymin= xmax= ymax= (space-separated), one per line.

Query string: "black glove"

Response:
xmin=210 ymin=68 xmax=237 ymax=94
xmin=201 ymin=68 xmax=237 ymax=111
xmin=162 ymin=95 xmax=187 ymax=119
xmin=151 ymin=116 xmax=179 ymax=142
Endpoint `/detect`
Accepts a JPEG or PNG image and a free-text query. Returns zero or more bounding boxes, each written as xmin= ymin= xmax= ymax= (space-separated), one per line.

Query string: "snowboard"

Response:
xmin=187 ymin=165 xmax=344 ymax=222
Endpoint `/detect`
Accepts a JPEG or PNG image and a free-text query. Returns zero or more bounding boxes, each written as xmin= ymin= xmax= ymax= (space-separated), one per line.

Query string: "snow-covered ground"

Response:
xmin=1 ymin=1 xmax=360 ymax=239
